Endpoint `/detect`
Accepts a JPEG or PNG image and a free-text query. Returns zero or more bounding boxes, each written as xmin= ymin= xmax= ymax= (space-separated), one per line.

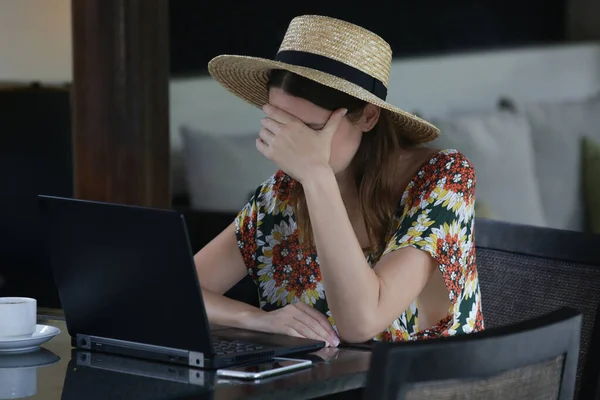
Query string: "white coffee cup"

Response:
xmin=0 ymin=297 xmax=37 ymax=338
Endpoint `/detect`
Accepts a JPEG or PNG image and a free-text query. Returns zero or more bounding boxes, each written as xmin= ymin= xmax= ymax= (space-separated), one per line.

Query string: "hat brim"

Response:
xmin=208 ymin=55 xmax=440 ymax=143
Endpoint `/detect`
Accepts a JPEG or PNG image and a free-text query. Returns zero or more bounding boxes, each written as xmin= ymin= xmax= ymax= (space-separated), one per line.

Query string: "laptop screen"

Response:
xmin=38 ymin=196 xmax=213 ymax=355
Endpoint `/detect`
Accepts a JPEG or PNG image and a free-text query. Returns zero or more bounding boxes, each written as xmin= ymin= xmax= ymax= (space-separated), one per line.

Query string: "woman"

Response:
xmin=194 ymin=15 xmax=484 ymax=346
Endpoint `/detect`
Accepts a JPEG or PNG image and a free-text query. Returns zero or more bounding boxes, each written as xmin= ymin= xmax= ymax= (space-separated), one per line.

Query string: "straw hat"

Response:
xmin=208 ymin=15 xmax=440 ymax=143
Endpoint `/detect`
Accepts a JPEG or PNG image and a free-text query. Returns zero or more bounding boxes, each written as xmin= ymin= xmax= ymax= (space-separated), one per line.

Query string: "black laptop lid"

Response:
xmin=38 ymin=195 xmax=213 ymax=354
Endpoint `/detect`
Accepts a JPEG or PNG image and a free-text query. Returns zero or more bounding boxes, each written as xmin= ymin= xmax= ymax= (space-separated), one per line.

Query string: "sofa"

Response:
xmin=429 ymin=94 xmax=600 ymax=233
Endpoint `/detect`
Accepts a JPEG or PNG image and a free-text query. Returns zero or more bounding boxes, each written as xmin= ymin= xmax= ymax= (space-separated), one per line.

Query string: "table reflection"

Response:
xmin=61 ymin=349 xmax=215 ymax=400
xmin=0 ymin=348 xmax=60 ymax=399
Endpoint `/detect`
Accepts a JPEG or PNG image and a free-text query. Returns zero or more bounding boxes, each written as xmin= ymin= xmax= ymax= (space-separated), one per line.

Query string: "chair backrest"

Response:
xmin=474 ymin=218 xmax=600 ymax=399
xmin=363 ymin=307 xmax=582 ymax=400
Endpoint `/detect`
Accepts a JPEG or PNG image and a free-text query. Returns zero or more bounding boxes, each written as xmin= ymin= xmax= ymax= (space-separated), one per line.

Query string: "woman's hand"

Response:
xmin=246 ymin=302 xmax=340 ymax=347
xmin=256 ymin=104 xmax=346 ymax=183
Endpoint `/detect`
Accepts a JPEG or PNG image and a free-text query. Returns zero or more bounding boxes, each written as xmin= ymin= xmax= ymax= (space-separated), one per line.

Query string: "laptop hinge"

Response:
xmin=76 ymin=334 xmax=204 ymax=367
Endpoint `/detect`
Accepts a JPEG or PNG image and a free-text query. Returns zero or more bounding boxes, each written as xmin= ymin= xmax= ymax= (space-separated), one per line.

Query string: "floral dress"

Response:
xmin=234 ymin=149 xmax=484 ymax=342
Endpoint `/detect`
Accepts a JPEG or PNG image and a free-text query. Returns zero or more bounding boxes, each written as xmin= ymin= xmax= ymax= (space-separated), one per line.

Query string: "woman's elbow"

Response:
xmin=337 ymin=320 xmax=382 ymax=343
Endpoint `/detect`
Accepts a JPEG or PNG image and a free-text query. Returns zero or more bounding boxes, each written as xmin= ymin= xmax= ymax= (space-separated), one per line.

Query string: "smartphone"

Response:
xmin=216 ymin=357 xmax=312 ymax=380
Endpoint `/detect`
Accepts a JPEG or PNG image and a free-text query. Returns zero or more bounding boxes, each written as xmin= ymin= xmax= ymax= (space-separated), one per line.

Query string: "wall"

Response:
xmin=0 ymin=0 xmax=72 ymax=83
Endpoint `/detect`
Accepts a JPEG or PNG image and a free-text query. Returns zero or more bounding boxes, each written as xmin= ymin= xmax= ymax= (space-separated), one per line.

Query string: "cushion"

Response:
xmin=180 ymin=127 xmax=278 ymax=212
xmin=431 ymin=110 xmax=547 ymax=227
xmin=582 ymin=136 xmax=600 ymax=234
xmin=523 ymin=97 xmax=600 ymax=231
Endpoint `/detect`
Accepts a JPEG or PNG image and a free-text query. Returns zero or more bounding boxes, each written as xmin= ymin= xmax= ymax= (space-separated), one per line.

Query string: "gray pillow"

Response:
xmin=180 ymin=126 xmax=278 ymax=212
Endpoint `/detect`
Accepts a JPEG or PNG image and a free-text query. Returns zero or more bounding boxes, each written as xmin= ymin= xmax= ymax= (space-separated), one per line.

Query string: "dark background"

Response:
xmin=169 ymin=0 xmax=567 ymax=76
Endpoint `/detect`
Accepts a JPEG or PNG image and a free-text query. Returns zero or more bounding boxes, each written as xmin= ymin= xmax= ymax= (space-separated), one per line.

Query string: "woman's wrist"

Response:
xmin=203 ymin=289 xmax=267 ymax=330
xmin=237 ymin=308 xmax=268 ymax=331
xmin=299 ymin=164 xmax=336 ymax=190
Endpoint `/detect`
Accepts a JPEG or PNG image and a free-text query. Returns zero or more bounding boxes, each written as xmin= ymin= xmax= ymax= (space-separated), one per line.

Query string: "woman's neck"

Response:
xmin=335 ymin=168 xmax=358 ymax=205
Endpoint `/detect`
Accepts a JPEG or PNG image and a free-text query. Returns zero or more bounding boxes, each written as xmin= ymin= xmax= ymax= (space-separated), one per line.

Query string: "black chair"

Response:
xmin=475 ymin=218 xmax=600 ymax=399
xmin=363 ymin=307 xmax=582 ymax=400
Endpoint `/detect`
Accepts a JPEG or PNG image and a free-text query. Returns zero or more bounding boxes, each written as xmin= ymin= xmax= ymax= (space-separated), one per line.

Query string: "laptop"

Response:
xmin=38 ymin=195 xmax=325 ymax=369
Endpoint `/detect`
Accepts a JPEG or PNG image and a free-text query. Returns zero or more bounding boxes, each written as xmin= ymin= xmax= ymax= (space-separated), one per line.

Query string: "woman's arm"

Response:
xmin=195 ymin=219 xmax=341 ymax=345
xmin=194 ymin=223 xmax=266 ymax=329
xmin=302 ymin=167 xmax=437 ymax=343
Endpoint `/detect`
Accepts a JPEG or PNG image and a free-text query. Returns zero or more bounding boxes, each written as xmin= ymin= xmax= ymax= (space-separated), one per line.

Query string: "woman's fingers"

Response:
xmin=282 ymin=324 xmax=307 ymax=339
xmin=283 ymin=321 xmax=330 ymax=346
xmin=291 ymin=304 xmax=339 ymax=346
xmin=260 ymin=117 xmax=283 ymax=134
xmin=258 ymin=127 xmax=276 ymax=146
xmin=295 ymin=302 xmax=339 ymax=341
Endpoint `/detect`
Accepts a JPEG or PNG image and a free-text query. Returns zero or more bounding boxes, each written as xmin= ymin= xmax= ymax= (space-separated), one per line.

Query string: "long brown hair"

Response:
xmin=267 ymin=69 xmax=420 ymax=260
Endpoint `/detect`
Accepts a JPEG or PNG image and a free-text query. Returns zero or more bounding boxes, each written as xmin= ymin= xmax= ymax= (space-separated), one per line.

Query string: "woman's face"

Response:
xmin=268 ymin=87 xmax=371 ymax=175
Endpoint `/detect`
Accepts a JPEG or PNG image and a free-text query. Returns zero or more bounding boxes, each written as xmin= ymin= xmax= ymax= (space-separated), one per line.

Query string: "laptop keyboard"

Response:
xmin=212 ymin=338 xmax=265 ymax=355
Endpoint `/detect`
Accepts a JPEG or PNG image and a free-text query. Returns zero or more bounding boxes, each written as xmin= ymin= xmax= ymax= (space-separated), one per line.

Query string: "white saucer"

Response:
xmin=0 ymin=325 xmax=61 ymax=354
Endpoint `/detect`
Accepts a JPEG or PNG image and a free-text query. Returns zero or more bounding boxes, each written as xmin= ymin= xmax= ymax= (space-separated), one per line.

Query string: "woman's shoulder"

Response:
xmin=404 ymin=148 xmax=476 ymax=194
xmin=251 ymin=169 xmax=297 ymax=213
xmin=418 ymin=148 xmax=474 ymax=177
xmin=236 ymin=170 xmax=295 ymax=235
xmin=400 ymin=148 xmax=476 ymax=217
